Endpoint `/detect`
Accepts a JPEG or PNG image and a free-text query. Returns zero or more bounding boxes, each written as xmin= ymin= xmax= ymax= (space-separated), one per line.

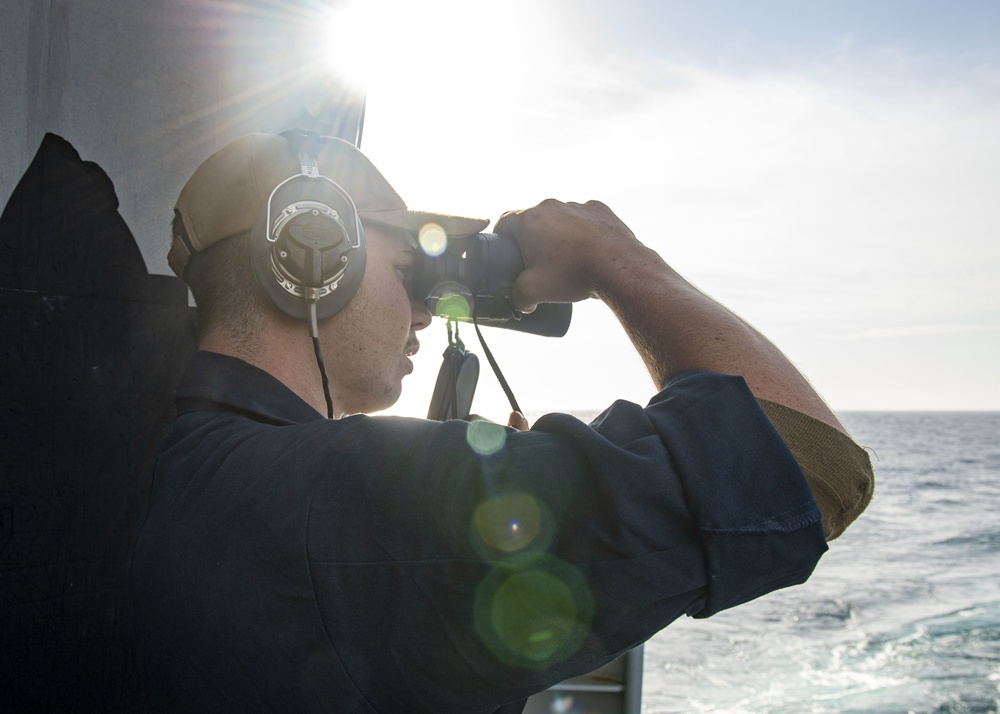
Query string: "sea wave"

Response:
xmin=642 ymin=412 xmax=1000 ymax=714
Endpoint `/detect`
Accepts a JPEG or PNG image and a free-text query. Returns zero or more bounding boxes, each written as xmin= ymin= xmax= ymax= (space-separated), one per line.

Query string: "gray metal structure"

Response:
xmin=1 ymin=0 xmax=365 ymax=277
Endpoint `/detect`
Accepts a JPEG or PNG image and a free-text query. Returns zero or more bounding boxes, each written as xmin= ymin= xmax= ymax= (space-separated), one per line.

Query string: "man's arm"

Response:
xmin=496 ymin=199 xmax=846 ymax=434
xmin=497 ymin=200 xmax=873 ymax=539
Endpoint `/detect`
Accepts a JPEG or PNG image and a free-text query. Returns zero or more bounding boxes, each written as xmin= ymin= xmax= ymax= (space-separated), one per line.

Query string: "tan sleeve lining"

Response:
xmin=758 ymin=399 xmax=875 ymax=541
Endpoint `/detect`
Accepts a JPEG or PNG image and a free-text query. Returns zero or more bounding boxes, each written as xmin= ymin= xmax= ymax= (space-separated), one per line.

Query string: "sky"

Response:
xmin=321 ymin=0 xmax=1000 ymax=418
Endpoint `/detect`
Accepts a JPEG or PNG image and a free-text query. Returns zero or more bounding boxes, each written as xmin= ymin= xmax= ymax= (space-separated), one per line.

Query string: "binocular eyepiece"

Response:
xmin=412 ymin=233 xmax=572 ymax=337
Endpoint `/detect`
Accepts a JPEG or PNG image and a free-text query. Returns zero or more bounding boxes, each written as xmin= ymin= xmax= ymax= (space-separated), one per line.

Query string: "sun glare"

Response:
xmin=320 ymin=0 xmax=564 ymax=102
xmin=319 ymin=2 xmax=378 ymax=91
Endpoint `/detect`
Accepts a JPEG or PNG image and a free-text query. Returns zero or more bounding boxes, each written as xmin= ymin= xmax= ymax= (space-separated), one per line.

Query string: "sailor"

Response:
xmin=131 ymin=132 xmax=873 ymax=713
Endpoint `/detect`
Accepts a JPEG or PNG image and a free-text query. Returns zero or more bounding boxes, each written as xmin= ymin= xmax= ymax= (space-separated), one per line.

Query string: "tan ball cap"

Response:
xmin=169 ymin=133 xmax=489 ymax=279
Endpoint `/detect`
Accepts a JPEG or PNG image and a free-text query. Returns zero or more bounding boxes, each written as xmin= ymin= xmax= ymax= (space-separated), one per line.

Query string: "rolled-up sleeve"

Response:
xmin=758 ymin=398 xmax=875 ymax=540
xmin=635 ymin=371 xmax=829 ymax=617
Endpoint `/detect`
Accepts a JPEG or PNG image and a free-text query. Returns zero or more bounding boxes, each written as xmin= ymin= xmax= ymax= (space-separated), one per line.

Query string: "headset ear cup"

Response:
xmin=251 ymin=176 xmax=366 ymax=322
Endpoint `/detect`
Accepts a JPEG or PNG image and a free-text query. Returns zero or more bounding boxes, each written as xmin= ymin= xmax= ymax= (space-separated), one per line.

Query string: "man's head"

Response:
xmin=171 ymin=132 xmax=488 ymax=415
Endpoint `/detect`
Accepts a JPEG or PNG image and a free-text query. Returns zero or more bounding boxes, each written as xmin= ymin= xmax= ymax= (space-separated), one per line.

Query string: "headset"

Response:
xmin=249 ymin=130 xmax=367 ymax=418
xmin=244 ymin=131 xmax=558 ymax=421
xmin=250 ymin=130 xmax=366 ymax=327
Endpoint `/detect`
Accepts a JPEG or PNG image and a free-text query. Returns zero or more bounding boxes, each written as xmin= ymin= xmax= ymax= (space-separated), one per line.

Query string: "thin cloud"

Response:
xmin=830 ymin=324 xmax=1000 ymax=340
xmin=369 ymin=9 xmax=1000 ymax=412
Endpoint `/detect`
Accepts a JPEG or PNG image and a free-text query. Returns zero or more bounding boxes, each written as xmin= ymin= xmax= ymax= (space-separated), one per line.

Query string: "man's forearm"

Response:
xmin=595 ymin=244 xmax=848 ymax=435
xmin=498 ymin=199 xmax=847 ymax=435
xmin=597 ymin=244 xmax=874 ymax=541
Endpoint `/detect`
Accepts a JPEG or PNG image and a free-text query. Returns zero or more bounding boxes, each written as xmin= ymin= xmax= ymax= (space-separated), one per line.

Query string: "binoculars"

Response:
xmin=412 ymin=233 xmax=572 ymax=337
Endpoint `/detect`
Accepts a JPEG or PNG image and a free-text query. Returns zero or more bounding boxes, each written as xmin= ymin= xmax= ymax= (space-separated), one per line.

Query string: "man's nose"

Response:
xmin=411 ymin=296 xmax=432 ymax=331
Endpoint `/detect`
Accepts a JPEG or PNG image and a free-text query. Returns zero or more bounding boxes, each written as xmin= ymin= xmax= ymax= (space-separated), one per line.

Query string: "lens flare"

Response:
xmin=469 ymin=493 xmax=555 ymax=560
xmin=494 ymin=569 xmax=576 ymax=662
xmin=474 ymin=493 xmax=542 ymax=553
xmin=466 ymin=419 xmax=507 ymax=456
xmin=474 ymin=554 xmax=594 ymax=668
xmin=435 ymin=292 xmax=471 ymax=322
xmin=418 ymin=222 xmax=447 ymax=257
xmin=551 ymin=695 xmax=575 ymax=714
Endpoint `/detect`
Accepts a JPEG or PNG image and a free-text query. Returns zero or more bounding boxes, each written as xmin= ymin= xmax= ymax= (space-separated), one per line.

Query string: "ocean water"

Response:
xmin=636 ymin=411 xmax=1000 ymax=714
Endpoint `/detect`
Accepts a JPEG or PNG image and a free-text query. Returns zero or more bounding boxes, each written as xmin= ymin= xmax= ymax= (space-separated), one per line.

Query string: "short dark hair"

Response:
xmin=176 ymin=213 xmax=270 ymax=351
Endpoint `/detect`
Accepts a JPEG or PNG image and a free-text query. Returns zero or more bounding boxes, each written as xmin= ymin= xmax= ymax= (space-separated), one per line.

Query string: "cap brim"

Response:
xmin=359 ymin=208 xmax=489 ymax=240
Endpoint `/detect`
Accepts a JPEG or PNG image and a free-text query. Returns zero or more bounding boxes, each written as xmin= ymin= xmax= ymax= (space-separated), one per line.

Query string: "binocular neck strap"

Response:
xmin=471 ymin=306 xmax=523 ymax=417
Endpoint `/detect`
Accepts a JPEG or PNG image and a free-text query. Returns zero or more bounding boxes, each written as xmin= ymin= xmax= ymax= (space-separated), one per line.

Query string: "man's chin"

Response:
xmin=336 ymin=370 xmax=410 ymax=416
xmin=357 ymin=384 xmax=404 ymax=417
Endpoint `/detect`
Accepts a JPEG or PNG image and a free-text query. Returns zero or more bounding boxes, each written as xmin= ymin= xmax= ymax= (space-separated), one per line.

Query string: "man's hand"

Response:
xmin=464 ymin=411 xmax=529 ymax=430
xmin=495 ymin=200 xmax=644 ymax=314
xmin=495 ymin=198 xmax=848 ymax=435
xmin=506 ymin=411 xmax=529 ymax=431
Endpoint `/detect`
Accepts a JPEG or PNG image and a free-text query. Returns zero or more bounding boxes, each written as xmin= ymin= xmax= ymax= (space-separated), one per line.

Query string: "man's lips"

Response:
xmin=404 ymin=339 xmax=420 ymax=358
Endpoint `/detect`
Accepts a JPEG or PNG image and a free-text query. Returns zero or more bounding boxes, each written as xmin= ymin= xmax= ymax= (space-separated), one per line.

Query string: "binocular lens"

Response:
xmin=413 ymin=233 xmax=571 ymax=338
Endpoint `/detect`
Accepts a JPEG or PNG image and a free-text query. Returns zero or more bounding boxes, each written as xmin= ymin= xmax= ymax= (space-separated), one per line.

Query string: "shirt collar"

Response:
xmin=175 ymin=350 xmax=326 ymax=425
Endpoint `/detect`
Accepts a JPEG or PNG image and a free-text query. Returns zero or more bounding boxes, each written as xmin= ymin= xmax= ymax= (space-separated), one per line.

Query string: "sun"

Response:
xmin=319 ymin=0 xmax=563 ymax=104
